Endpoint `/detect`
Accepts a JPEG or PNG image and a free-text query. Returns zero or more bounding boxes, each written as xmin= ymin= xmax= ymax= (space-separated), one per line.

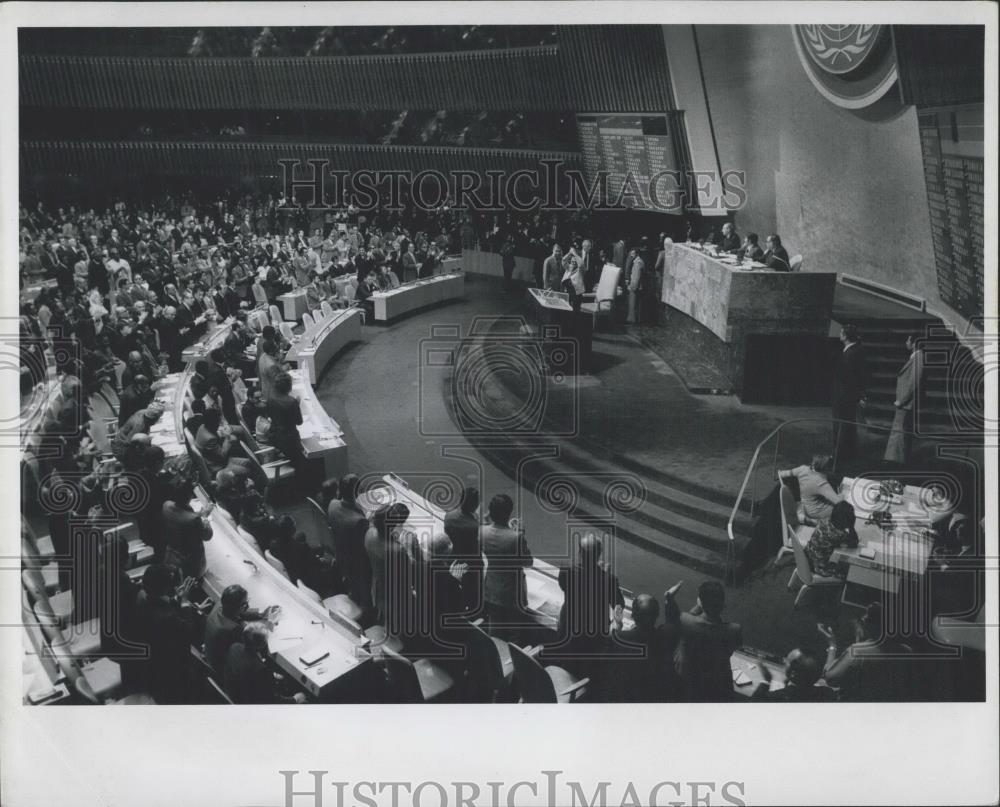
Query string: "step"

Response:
xmin=472 ymin=443 xmax=739 ymax=578
xmin=553 ymin=441 xmax=755 ymax=533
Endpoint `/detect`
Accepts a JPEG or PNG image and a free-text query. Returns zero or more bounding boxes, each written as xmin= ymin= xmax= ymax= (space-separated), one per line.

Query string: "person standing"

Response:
xmin=542 ymin=244 xmax=564 ymax=291
xmin=327 ymin=473 xmax=372 ymax=610
xmin=480 ymin=493 xmax=532 ymax=641
xmin=831 ymin=324 xmax=867 ymax=466
xmin=884 ymin=334 xmax=924 ymax=465
xmin=500 ymin=237 xmax=517 ymax=293
xmin=443 ymin=486 xmax=483 ymax=613
xmin=626 ymin=248 xmax=645 ymax=325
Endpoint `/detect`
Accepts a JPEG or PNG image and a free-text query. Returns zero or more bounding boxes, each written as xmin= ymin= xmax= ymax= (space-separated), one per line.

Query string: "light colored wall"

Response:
xmin=691 ymin=24 xmax=962 ymax=326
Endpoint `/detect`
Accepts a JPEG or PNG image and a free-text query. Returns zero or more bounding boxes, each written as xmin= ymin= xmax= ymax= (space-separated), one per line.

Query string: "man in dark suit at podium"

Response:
xmin=831 ymin=324 xmax=867 ymax=465
xmin=763 ymin=234 xmax=791 ymax=271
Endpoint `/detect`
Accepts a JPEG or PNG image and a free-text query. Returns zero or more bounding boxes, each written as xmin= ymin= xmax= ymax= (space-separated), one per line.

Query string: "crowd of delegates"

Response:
xmin=24 ymin=190 xmax=977 ymax=703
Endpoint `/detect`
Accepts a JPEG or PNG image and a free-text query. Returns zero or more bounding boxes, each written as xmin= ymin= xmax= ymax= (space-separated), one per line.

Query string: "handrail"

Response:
xmin=724 ymin=415 xmax=976 ymax=584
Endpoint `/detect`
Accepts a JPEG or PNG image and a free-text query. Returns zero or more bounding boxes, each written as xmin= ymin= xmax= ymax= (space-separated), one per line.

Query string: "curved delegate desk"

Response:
xmin=193 ymin=492 xmax=374 ymax=700
xmin=284 ymin=307 xmax=363 ymax=388
xmin=371 ymin=272 xmax=465 ymax=322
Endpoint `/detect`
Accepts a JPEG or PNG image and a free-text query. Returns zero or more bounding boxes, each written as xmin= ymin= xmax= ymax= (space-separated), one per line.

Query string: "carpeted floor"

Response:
xmin=311 ymin=275 xmax=874 ymax=659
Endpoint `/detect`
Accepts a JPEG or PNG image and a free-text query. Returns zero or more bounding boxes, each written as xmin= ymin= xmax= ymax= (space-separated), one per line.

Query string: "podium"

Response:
xmin=526 ymin=288 xmax=594 ymax=375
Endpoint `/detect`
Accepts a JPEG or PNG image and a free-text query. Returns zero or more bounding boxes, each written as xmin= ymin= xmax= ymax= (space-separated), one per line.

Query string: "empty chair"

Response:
xmin=509 ymin=644 xmax=589 ymax=703
xmin=320 ymin=301 xmax=335 ymax=318
xmin=278 ymin=321 xmax=295 ymax=344
xmin=264 ymin=549 xmax=291 ymax=581
xmin=22 ymin=535 xmax=60 ymax=594
xmin=580 ymin=263 xmax=622 ymax=329
xmin=460 ymin=618 xmax=514 ymax=702
xmin=379 ymin=655 xmax=455 ymax=703
xmin=295 ymin=579 xmax=341 ymax=614
xmin=302 ymin=312 xmax=316 ymax=330
xmin=237 ymin=438 xmax=295 ymax=486
xmin=776 ymin=483 xmax=816 ymax=568
xmin=789 ymin=254 xmax=803 ymax=271
xmin=251 ymin=282 xmax=269 ymax=308
xmin=268 ymin=305 xmax=284 ymax=328
xmin=247 ymin=308 xmax=269 ymax=332
xmin=304 ymin=497 xmax=335 ymax=550
xmin=342 ymin=285 xmax=365 ymax=324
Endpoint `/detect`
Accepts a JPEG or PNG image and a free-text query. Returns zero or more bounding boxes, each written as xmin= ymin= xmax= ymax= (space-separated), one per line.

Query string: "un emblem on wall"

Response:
xmin=792 ymin=24 xmax=899 ymax=110
xmin=800 ymin=25 xmax=882 ymax=75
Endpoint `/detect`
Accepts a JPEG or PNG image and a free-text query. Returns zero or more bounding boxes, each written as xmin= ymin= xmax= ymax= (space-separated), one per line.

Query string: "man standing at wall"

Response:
xmin=884 ymin=333 xmax=924 ymax=464
xmin=831 ymin=324 xmax=867 ymax=466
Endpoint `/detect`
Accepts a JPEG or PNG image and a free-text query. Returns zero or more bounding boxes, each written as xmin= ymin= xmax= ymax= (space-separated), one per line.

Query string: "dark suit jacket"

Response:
xmin=558 ymin=561 xmax=624 ymax=648
xmin=763 ymin=246 xmax=791 ymax=271
xmin=224 ymin=642 xmax=279 ymax=704
xmin=609 ymin=624 xmax=678 ymax=702
xmin=736 ymin=243 xmax=764 ymax=263
xmin=720 ymin=232 xmax=741 ymax=252
xmin=118 ymin=384 xmax=154 ymax=426
xmin=832 ymin=343 xmax=867 ymax=411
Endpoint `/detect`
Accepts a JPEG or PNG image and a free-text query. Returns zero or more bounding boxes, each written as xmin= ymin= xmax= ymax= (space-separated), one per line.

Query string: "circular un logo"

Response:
xmin=792 ymin=24 xmax=899 ymax=110
xmin=800 ymin=24 xmax=881 ymax=75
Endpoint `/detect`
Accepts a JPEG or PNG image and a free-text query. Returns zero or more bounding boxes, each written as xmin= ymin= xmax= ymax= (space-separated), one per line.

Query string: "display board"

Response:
xmin=576 ymin=113 xmax=679 ymax=211
xmin=918 ymin=108 xmax=984 ymax=323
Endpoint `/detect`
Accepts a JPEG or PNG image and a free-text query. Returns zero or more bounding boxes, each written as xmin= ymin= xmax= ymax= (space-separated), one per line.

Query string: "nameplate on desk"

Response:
xmin=859 ymin=547 xmax=877 ymax=560
xmin=299 ymin=649 xmax=330 ymax=667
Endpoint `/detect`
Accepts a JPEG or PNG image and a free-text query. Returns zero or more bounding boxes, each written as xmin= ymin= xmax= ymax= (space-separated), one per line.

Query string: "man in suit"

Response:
xmin=626 ymin=248 xmax=645 ymax=325
xmin=118 ymin=375 xmax=155 ymax=426
xmin=718 ymin=222 xmax=741 ymax=253
xmin=480 ymin=493 xmax=532 ymax=641
xmin=554 ymin=532 xmax=624 ymax=670
xmin=224 ymin=622 xmax=305 ymax=704
xmin=607 ymin=593 xmax=678 ymax=702
xmin=831 ymin=324 xmax=868 ymax=465
xmin=203 ymin=584 xmax=278 ymax=674
xmin=212 ymin=280 xmax=241 ymax=320
xmin=751 ymin=648 xmax=835 ymax=702
xmin=400 ymin=242 xmax=419 ymax=283
xmin=443 ymin=486 xmax=483 ymax=613
xmin=735 ymin=232 xmax=764 ymax=263
xmin=664 ymin=580 xmax=742 ymax=702
xmin=884 ymin=333 xmax=924 ymax=464
xmin=543 ymin=244 xmax=564 ymax=291
xmin=578 ymin=239 xmax=599 ymax=292
xmin=763 ymin=234 xmax=791 ymax=271
xmin=326 ymin=474 xmax=372 ymax=609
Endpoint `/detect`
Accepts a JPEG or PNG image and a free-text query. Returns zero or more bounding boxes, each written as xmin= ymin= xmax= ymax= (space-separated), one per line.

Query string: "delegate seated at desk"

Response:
xmin=803 ymin=501 xmax=859 ymax=582
xmin=762 ymin=234 xmax=791 ymax=271
xmin=203 ymin=583 xmax=280 ymax=675
xmin=779 ymin=454 xmax=841 ymax=523
xmin=735 ymin=233 xmax=764 ymax=263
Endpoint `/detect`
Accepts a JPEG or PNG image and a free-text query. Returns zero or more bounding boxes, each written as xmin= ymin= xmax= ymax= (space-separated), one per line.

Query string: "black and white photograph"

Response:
xmin=1 ymin=3 xmax=997 ymax=806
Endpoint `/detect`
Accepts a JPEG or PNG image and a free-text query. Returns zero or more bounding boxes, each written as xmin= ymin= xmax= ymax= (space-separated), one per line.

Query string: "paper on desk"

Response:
xmin=732 ymin=669 xmax=752 ymax=686
xmin=317 ymin=437 xmax=342 ymax=448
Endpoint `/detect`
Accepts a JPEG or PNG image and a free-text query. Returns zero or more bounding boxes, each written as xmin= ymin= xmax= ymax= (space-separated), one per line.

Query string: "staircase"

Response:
xmin=444 ymin=327 xmax=753 ymax=579
xmin=854 ymin=315 xmax=984 ymax=440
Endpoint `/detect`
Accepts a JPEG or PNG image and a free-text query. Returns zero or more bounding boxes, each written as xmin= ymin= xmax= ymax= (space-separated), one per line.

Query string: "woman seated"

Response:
xmin=779 ymin=453 xmax=841 ymax=524
xmin=804 ymin=500 xmax=858 ymax=581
